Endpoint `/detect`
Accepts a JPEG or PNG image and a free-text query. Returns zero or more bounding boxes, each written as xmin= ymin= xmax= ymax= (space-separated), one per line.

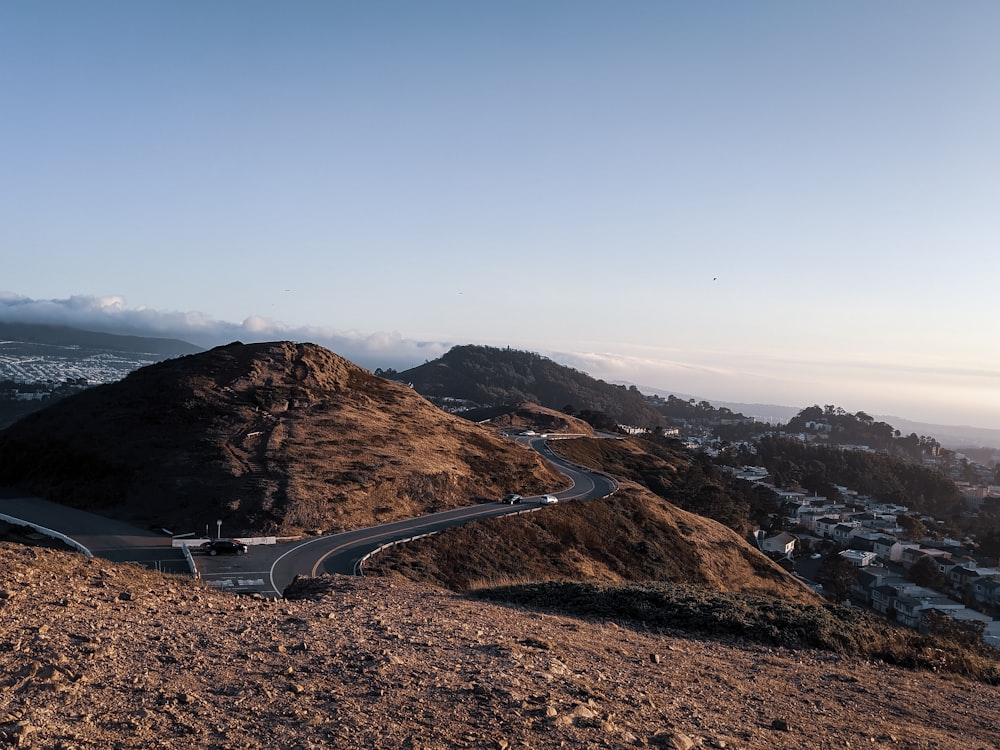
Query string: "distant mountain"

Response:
xmin=628 ymin=385 xmax=800 ymax=424
xmin=0 ymin=341 xmax=566 ymax=535
xmin=0 ymin=321 xmax=201 ymax=356
xmin=394 ymin=345 xmax=664 ymax=428
xmin=631 ymin=383 xmax=1000 ymax=450
xmin=0 ymin=321 xmax=205 ymax=429
xmin=872 ymin=416 xmax=1000 ymax=452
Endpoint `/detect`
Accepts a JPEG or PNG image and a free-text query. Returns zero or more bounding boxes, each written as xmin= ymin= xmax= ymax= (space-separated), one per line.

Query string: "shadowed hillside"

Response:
xmin=393 ymin=345 xmax=664 ymax=428
xmin=0 ymin=341 xmax=566 ymax=536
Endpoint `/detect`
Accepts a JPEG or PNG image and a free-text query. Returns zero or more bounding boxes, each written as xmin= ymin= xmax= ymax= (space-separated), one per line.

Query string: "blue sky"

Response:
xmin=3 ymin=2 xmax=1000 ymax=428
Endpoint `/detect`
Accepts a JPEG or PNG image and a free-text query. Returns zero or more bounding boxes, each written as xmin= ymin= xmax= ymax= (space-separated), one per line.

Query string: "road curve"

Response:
xmin=264 ymin=437 xmax=617 ymax=596
xmin=1 ymin=436 xmax=617 ymax=597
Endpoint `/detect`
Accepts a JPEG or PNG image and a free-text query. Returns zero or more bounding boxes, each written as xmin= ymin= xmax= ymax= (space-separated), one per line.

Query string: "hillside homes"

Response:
xmin=733 ymin=466 xmax=1000 ymax=641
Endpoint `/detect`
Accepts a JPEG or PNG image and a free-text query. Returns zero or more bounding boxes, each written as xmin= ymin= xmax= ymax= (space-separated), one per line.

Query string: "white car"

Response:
xmin=540 ymin=495 xmax=559 ymax=504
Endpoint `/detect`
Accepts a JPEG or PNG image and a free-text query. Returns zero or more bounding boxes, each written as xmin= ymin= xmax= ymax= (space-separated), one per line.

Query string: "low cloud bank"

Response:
xmin=0 ymin=293 xmax=449 ymax=372
xmin=5 ymin=293 xmax=998 ymax=431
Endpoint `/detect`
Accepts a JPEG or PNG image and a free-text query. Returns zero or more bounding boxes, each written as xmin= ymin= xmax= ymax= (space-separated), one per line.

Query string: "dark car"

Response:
xmin=502 ymin=493 xmax=523 ymax=505
xmin=201 ymin=538 xmax=249 ymax=556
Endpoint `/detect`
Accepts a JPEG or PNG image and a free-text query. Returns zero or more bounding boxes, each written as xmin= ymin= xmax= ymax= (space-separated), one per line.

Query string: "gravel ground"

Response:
xmin=1 ymin=542 xmax=999 ymax=750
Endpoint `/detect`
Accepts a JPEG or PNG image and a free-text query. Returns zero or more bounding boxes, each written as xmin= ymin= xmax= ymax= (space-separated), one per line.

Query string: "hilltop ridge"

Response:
xmin=0 ymin=341 xmax=565 ymax=536
xmin=393 ymin=344 xmax=664 ymax=429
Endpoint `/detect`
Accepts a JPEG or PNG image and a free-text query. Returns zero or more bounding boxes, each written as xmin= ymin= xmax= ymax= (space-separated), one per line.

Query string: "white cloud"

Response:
xmin=0 ymin=293 xmax=451 ymax=371
xmin=5 ymin=292 xmax=1000 ymax=429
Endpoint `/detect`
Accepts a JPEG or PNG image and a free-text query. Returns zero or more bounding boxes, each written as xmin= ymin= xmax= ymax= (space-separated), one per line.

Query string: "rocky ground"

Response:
xmin=2 ymin=543 xmax=999 ymax=749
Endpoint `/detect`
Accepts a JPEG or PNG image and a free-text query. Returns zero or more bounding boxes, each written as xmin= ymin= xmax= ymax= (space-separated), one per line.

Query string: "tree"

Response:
xmin=815 ymin=554 xmax=858 ymax=603
xmin=910 ymin=556 xmax=948 ymax=594
xmin=897 ymin=514 xmax=929 ymax=542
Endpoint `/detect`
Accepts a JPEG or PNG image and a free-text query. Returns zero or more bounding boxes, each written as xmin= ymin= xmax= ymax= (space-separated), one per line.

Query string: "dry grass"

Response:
xmin=6 ymin=541 xmax=1000 ymax=748
xmin=478 ymin=401 xmax=597 ymax=436
xmin=473 ymin=581 xmax=1000 ymax=684
xmin=0 ymin=342 xmax=568 ymax=537
xmin=366 ymin=482 xmax=818 ymax=604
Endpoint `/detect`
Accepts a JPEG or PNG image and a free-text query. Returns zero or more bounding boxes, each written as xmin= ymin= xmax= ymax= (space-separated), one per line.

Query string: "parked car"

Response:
xmin=539 ymin=495 xmax=559 ymax=505
xmin=502 ymin=493 xmax=523 ymax=504
xmin=201 ymin=538 xmax=249 ymax=556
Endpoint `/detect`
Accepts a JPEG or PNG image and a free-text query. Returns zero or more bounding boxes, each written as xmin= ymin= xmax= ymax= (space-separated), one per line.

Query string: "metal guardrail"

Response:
xmin=353 ymin=531 xmax=439 ymax=576
xmin=353 ymin=505 xmax=544 ymax=576
xmin=0 ymin=512 xmax=93 ymax=558
xmin=179 ymin=543 xmax=199 ymax=578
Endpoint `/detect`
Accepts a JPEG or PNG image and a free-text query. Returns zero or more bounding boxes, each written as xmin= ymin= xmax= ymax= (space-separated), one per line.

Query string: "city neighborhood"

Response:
xmin=745 ymin=467 xmax=1000 ymax=647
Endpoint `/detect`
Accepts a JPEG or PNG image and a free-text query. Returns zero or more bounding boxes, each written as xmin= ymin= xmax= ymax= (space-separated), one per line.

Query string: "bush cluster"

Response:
xmin=473 ymin=581 xmax=1000 ymax=683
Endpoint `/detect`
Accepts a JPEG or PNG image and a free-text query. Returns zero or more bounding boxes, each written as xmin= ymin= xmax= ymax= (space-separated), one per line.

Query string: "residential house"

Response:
xmin=868 ymin=535 xmax=901 ymax=562
xmin=796 ymin=509 xmax=832 ymax=532
xmin=974 ymin=578 xmax=1000 ymax=610
xmin=883 ymin=541 xmax=919 ymax=564
xmin=815 ymin=517 xmax=843 ymax=538
xmin=832 ymin=522 xmax=861 ymax=546
xmin=860 ymin=517 xmax=903 ymax=534
xmin=733 ymin=467 xmax=769 ymax=482
xmin=775 ymin=490 xmax=808 ymax=504
xmin=900 ymin=546 xmax=952 ymax=570
xmin=870 ymin=581 xmax=927 ymax=617
xmin=760 ymin=531 xmax=796 ymax=556
xmin=895 ymin=594 xmax=964 ymax=628
xmin=930 ymin=607 xmax=992 ymax=628
xmin=848 ymin=531 xmax=881 ymax=552
xmin=946 ymin=565 xmax=1000 ymax=601
xmin=984 ymin=620 xmax=1000 ymax=648
xmin=871 ymin=583 xmax=907 ymax=616
xmin=794 ymin=534 xmax=824 ymax=552
xmin=839 ymin=549 xmax=877 ymax=567
xmin=919 ymin=606 xmax=994 ymax=639
xmin=853 ymin=566 xmax=896 ymax=605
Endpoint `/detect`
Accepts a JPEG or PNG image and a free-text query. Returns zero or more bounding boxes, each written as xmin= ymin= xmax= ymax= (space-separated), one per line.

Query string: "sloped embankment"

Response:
xmin=365 ymin=483 xmax=818 ymax=604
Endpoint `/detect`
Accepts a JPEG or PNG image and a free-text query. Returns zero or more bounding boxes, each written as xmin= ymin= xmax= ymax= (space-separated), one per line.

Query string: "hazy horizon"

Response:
xmin=4 ymin=4 xmax=999 ymax=430
xmin=4 ymin=292 xmax=1000 ymax=435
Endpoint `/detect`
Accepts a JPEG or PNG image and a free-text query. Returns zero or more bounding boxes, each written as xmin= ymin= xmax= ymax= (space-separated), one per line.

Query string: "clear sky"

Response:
xmin=3 ymin=2 xmax=1000 ymax=428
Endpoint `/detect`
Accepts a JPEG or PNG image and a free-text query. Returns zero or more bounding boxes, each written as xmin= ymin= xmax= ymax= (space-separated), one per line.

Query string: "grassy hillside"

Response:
xmin=469 ymin=401 xmax=597 ymax=436
xmin=395 ymin=344 xmax=664 ymax=428
xmin=472 ymin=580 xmax=1000 ymax=682
xmin=365 ymin=483 xmax=817 ymax=604
xmin=0 ymin=341 xmax=567 ymax=536
xmin=548 ymin=434 xmax=775 ymax=535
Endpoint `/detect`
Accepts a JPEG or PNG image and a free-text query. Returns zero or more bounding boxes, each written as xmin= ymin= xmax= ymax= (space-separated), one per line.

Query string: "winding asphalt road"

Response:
xmin=0 ymin=436 xmax=617 ymax=597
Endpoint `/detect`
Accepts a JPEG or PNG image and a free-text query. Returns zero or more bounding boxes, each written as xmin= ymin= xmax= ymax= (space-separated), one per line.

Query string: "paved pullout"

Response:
xmin=0 ymin=490 xmax=189 ymax=573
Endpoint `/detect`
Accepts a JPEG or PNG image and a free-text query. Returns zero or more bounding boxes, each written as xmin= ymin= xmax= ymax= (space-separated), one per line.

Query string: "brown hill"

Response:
xmin=2 ymin=541 xmax=999 ymax=749
xmin=479 ymin=401 xmax=597 ymax=436
xmin=0 ymin=341 xmax=566 ymax=536
xmin=366 ymin=482 xmax=818 ymax=604
xmin=395 ymin=344 xmax=665 ymax=428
